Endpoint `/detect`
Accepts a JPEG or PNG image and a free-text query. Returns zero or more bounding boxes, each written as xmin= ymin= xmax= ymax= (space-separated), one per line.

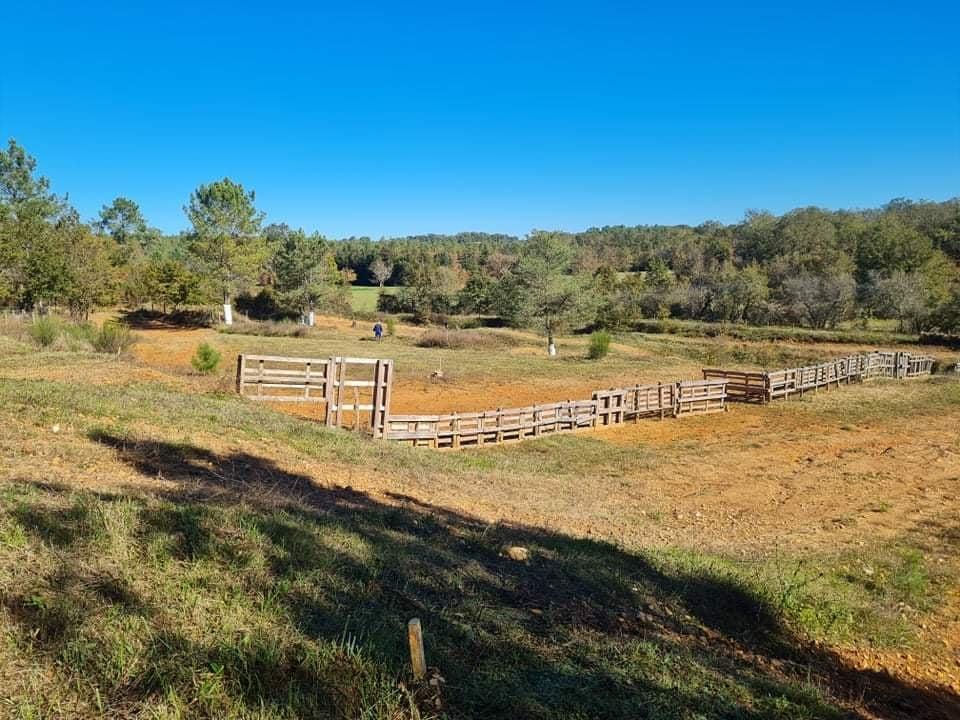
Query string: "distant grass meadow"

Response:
xmin=349 ymin=285 xmax=401 ymax=314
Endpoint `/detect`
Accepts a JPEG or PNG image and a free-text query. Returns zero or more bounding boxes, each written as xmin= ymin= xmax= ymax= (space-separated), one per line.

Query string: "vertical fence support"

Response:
xmin=323 ymin=357 xmax=336 ymax=426
xmin=408 ymin=618 xmax=427 ymax=680
xmin=369 ymin=358 xmax=394 ymax=439
xmin=235 ymin=354 xmax=245 ymax=395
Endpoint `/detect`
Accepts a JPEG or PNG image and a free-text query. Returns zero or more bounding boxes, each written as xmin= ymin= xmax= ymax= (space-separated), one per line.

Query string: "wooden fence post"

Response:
xmin=381 ymin=359 xmax=394 ymax=438
xmin=323 ymin=357 xmax=336 ymax=426
xmin=408 ymin=618 xmax=427 ymax=680
xmin=335 ymin=357 xmax=347 ymax=427
xmin=371 ymin=359 xmax=383 ymax=437
xmin=235 ymin=354 xmax=245 ymax=395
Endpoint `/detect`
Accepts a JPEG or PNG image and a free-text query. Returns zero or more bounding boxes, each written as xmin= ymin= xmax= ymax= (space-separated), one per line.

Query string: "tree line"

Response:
xmin=0 ymin=139 xmax=351 ymax=323
xmin=2 ymin=138 xmax=959 ymax=339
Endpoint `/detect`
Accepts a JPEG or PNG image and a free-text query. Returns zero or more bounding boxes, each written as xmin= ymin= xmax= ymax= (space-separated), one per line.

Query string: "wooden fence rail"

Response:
xmin=385 ymin=400 xmax=598 ymax=449
xmin=384 ymin=379 xmax=728 ymax=449
xmin=703 ymin=351 xmax=934 ymax=404
xmin=237 ymin=354 xmax=393 ymax=437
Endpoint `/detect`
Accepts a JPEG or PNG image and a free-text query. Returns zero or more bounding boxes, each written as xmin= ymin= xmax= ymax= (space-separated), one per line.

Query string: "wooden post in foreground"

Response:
xmin=408 ymin=618 xmax=427 ymax=680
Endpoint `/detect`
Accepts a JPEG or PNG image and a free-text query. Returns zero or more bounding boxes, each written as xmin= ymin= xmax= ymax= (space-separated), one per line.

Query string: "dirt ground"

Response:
xmin=125 ymin=325 xmax=959 ymax=556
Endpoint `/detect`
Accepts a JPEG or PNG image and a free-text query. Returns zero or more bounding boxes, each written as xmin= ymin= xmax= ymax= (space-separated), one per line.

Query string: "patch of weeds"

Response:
xmin=92 ymin=321 xmax=138 ymax=355
xmin=767 ymin=546 xmax=942 ymax=647
xmin=0 ymin=515 xmax=29 ymax=548
xmin=887 ymin=549 xmax=930 ymax=609
xmin=587 ymin=330 xmax=612 ymax=359
xmin=28 ymin=316 xmax=61 ymax=347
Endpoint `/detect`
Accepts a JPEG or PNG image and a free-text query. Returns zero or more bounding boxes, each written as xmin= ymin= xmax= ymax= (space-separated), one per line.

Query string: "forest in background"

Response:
xmin=2 ymin=138 xmax=959 ymax=339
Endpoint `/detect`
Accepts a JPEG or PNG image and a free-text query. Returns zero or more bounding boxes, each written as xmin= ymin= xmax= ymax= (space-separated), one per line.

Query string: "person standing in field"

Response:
xmin=373 ymin=321 xmax=383 ymax=342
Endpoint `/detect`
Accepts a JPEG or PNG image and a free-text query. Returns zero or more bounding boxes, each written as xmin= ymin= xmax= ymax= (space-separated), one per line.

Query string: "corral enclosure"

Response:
xmin=235 ymin=346 xmax=935 ymax=450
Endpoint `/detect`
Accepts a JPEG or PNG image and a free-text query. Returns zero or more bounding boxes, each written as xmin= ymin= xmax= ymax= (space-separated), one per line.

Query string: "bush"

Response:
xmin=28 ymin=316 xmax=61 ymax=347
xmin=919 ymin=332 xmax=960 ymax=350
xmin=588 ymin=330 xmax=612 ymax=359
xmin=191 ymin=342 xmax=222 ymax=374
xmin=385 ymin=317 xmax=397 ymax=337
xmin=376 ymin=292 xmax=404 ymax=314
xmin=234 ymin=289 xmax=295 ymax=321
xmin=92 ymin=322 xmax=137 ymax=354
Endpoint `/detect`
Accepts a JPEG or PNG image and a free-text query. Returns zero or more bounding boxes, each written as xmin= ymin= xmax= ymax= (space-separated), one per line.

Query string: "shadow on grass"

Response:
xmin=120 ymin=308 xmax=214 ymax=329
xmin=3 ymin=431 xmax=957 ymax=719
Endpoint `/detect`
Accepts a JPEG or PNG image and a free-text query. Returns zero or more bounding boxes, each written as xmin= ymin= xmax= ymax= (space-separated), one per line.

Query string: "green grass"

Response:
xmin=1 ymin=470 xmax=950 ymax=719
xmin=350 ymin=286 xmax=401 ymax=313
xmin=0 ymin=334 xmax=958 ymax=718
xmin=0 ymin=480 xmax=862 ymax=719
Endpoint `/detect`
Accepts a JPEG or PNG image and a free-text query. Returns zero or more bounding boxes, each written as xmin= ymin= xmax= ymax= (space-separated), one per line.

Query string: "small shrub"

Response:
xmin=385 ymin=317 xmax=397 ymax=337
xmin=588 ymin=330 xmax=612 ymax=359
xmin=376 ymin=293 xmax=403 ymax=314
xmin=191 ymin=342 xmax=222 ymax=374
xmin=28 ymin=316 xmax=61 ymax=347
xmin=93 ymin=322 xmax=137 ymax=354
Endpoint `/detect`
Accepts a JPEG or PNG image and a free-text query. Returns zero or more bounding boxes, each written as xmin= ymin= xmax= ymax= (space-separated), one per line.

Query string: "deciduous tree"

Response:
xmin=369 ymin=257 xmax=394 ymax=288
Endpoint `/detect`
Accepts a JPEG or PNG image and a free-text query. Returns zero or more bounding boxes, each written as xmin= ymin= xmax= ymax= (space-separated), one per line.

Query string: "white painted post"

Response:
xmin=223 ymin=303 xmax=233 ymax=325
xmin=307 ymin=310 xmax=315 ymax=327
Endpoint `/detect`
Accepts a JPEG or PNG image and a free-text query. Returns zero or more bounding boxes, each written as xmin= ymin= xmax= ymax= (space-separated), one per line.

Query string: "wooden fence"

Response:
xmin=385 ymin=400 xmax=599 ymax=449
xmin=236 ymin=354 xmax=393 ymax=437
xmin=383 ymin=379 xmax=728 ymax=449
xmin=236 ymin=348 xmax=938 ymax=451
xmin=703 ymin=351 xmax=935 ymax=404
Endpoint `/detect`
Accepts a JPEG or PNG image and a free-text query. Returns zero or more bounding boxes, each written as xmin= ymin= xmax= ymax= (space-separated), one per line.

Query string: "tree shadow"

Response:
xmin=120 ymin=308 xmax=212 ymax=329
xmin=4 ymin=432 xmax=958 ymax=719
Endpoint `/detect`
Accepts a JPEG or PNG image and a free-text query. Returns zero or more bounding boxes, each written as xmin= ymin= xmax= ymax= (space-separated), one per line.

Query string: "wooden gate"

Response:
xmin=236 ymin=354 xmax=393 ymax=437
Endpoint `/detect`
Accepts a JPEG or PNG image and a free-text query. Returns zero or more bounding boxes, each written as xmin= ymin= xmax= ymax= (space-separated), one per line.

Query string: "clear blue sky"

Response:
xmin=2 ymin=2 xmax=958 ymax=238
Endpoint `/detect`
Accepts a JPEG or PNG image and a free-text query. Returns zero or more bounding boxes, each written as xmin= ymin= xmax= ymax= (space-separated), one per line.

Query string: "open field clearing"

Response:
xmin=0 ymin=317 xmax=958 ymax=719
xmin=349 ymin=286 xmax=400 ymax=313
xmin=5 ymin=6 xmax=960 ymax=717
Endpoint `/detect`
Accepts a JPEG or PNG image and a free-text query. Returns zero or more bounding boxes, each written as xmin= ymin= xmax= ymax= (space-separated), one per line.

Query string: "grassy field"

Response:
xmin=0 ymin=314 xmax=958 ymax=719
xmin=349 ymin=285 xmax=400 ymax=314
